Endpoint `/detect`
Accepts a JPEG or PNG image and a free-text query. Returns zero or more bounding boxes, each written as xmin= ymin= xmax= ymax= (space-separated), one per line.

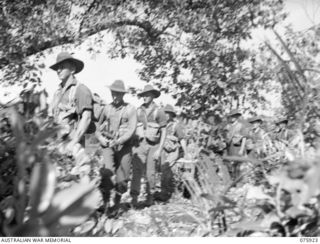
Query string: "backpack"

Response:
xmin=136 ymin=105 xmax=161 ymax=143
xmin=71 ymin=88 xmax=106 ymax=134
xmin=68 ymin=84 xmax=106 ymax=123
xmin=163 ymin=122 xmax=179 ymax=152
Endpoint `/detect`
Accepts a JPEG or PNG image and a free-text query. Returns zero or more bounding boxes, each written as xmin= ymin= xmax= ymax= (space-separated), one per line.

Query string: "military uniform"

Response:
xmin=225 ymin=110 xmax=247 ymax=180
xmin=156 ymin=105 xmax=186 ymax=201
xmin=273 ymin=118 xmax=292 ymax=148
xmin=98 ymin=101 xmax=137 ymax=210
xmin=94 ymin=80 xmax=137 ymax=215
xmin=130 ymin=100 xmax=167 ymax=205
xmin=51 ymin=76 xmax=93 ymax=144
xmin=246 ymin=117 xmax=269 ymax=157
xmin=226 ymin=120 xmax=246 ymax=156
xmin=49 ymin=53 xmax=93 ymax=178
xmin=49 ymin=52 xmax=93 ymax=147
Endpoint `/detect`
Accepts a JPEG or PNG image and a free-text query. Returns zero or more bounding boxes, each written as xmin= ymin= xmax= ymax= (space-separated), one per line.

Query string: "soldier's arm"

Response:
xmin=71 ymin=109 xmax=92 ymax=144
xmin=158 ymin=126 xmax=167 ymax=152
xmin=71 ymin=84 xmax=93 ymax=144
xmin=239 ymin=123 xmax=248 ymax=155
xmin=239 ymin=137 xmax=246 ymax=156
xmin=175 ymin=123 xmax=187 ymax=155
xmin=94 ymin=108 xmax=107 ymax=144
xmin=116 ymin=106 xmax=137 ymax=145
xmin=180 ymin=138 xmax=187 ymax=156
xmin=156 ymin=109 xmax=168 ymax=152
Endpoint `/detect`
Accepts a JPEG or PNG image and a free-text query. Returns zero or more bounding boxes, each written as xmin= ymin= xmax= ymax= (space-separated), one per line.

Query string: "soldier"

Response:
xmin=95 ymin=80 xmax=137 ymax=216
xmin=130 ymin=84 xmax=167 ymax=207
xmin=225 ymin=109 xmax=247 ymax=179
xmin=49 ymin=52 xmax=93 ymax=176
xmin=246 ymin=116 xmax=269 ymax=157
xmin=154 ymin=104 xmax=187 ymax=202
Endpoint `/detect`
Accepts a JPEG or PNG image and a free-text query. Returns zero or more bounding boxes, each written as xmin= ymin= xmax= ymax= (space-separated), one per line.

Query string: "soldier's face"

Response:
xmin=252 ymin=121 xmax=261 ymax=129
xmin=56 ymin=61 xmax=75 ymax=83
xmin=278 ymin=122 xmax=286 ymax=129
xmin=111 ymin=91 xmax=125 ymax=105
xmin=142 ymin=91 xmax=154 ymax=104
xmin=207 ymin=116 xmax=215 ymax=125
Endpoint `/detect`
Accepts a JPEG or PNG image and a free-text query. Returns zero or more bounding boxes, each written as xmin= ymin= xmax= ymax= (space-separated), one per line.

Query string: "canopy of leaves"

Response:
xmin=0 ymin=0 xmax=286 ymax=118
xmin=256 ymin=25 xmax=320 ymax=144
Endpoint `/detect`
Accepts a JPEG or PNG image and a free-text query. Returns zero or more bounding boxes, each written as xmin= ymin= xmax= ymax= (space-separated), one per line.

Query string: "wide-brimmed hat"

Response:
xmin=275 ymin=117 xmax=288 ymax=125
xmin=50 ymin=52 xmax=84 ymax=74
xmin=108 ymin=79 xmax=127 ymax=93
xmin=228 ymin=109 xmax=242 ymax=117
xmin=249 ymin=116 xmax=263 ymax=124
xmin=138 ymin=84 xmax=160 ymax=98
xmin=164 ymin=104 xmax=176 ymax=116
xmin=205 ymin=111 xmax=215 ymax=118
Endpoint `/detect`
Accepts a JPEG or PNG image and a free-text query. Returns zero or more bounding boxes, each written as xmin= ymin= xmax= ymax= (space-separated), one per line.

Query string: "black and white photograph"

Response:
xmin=1 ymin=0 xmax=320 ymax=240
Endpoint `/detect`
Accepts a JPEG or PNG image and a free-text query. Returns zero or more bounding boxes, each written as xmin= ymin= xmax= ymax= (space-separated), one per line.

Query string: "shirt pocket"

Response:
xmin=121 ymin=115 xmax=129 ymax=124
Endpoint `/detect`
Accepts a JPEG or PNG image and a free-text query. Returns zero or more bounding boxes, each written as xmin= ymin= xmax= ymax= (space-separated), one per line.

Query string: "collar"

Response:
xmin=231 ymin=120 xmax=239 ymax=126
xmin=253 ymin=127 xmax=261 ymax=133
xmin=60 ymin=75 xmax=77 ymax=90
xmin=168 ymin=118 xmax=175 ymax=124
xmin=142 ymin=101 xmax=156 ymax=110
xmin=111 ymin=101 xmax=126 ymax=110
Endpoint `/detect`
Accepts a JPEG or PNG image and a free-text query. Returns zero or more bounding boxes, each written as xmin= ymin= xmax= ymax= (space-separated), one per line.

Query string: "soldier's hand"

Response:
xmin=238 ymin=149 xmax=245 ymax=156
xmin=66 ymin=140 xmax=80 ymax=156
xmin=153 ymin=149 xmax=161 ymax=161
xmin=99 ymin=137 xmax=110 ymax=148
xmin=109 ymin=140 xmax=117 ymax=148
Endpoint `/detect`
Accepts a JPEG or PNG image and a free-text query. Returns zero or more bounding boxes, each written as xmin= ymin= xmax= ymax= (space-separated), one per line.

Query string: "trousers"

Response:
xmin=159 ymin=147 xmax=179 ymax=197
xmin=99 ymin=144 xmax=132 ymax=203
xmin=130 ymin=139 xmax=159 ymax=197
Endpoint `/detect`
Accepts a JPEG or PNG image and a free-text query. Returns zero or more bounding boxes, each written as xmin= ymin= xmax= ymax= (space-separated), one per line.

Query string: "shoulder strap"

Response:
xmin=146 ymin=105 xmax=157 ymax=121
xmin=69 ymin=82 xmax=81 ymax=103
xmin=153 ymin=107 xmax=158 ymax=121
xmin=98 ymin=105 xmax=108 ymax=125
xmin=51 ymin=83 xmax=70 ymax=111
xmin=117 ymin=104 xmax=127 ymax=129
xmin=112 ymin=105 xmax=127 ymax=139
xmin=172 ymin=121 xmax=178 ymax=133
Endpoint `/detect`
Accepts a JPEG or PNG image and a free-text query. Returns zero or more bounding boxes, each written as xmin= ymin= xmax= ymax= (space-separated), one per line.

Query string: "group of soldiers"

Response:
xmin=180 ymin=106 xmax=298 ymax=182
xmin=49 ymin=52 xmax=188 ymax=217
xmin=48 ymin=51 xmax=295 ymax=217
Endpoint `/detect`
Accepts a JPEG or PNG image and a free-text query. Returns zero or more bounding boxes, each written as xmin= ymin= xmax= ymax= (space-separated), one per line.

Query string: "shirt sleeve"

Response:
xmin=175 ymin=122 xmax=186 ymax=140
xmin=156 ymin=108 xmax=167 ymax=128
xmin=75 ymin=84 xmax=93 ymax=115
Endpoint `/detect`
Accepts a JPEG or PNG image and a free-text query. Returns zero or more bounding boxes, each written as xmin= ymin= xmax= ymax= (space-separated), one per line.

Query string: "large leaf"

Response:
xmin=7 ymin=107 xmax=24 ymax=140
xmin=30 ymin=127 xmax=60 ymax=150
xmin=29 ymin=160 xmax=56 ymax=218
xmin=42 ymin=180 xmax=102 ymax=228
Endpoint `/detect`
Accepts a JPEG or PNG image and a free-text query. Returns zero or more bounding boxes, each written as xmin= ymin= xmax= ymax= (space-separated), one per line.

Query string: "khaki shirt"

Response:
xmin=138 ymin=102 xmax=167 ymax=128
xmin=100 ymin=102 xmax=137 ymax=145
xmin=50 ymin=76 xmax=93 ymax=137
xmin=226 ymin=120 xmax=246 ymax=145
xmin=51 ymin=76 xmax=93 ymax=119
